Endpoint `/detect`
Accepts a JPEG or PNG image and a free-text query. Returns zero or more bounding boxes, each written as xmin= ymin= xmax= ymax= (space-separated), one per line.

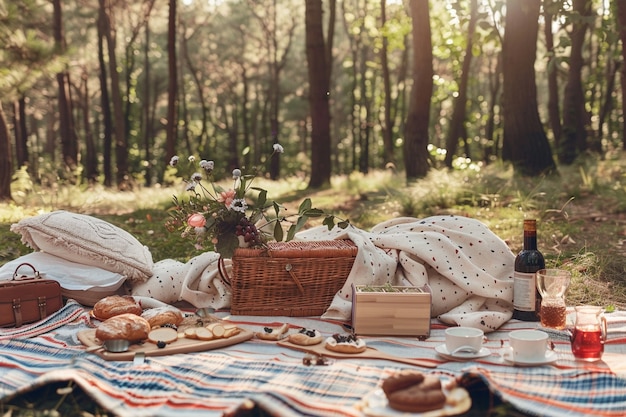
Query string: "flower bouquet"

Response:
xmin=166 ymin=144 xmax=349 ymax=260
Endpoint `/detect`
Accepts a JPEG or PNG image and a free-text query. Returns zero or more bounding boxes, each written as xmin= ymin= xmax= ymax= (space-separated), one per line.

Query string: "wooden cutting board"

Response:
xmin=78 ymin=328 xmax=253 ymax=361
xmin=277 ymin=340 xmax=439 ymax=368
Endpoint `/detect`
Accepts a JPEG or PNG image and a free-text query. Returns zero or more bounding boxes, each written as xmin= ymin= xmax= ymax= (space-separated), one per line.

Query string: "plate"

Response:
xmin=502 ymin=349 xmax=558 ymax=366
xmin=435 ymin=344 xmax=491 ymax=361
xmin=78 ymin=327 xmax=253 ymax=361
xmin=359 ymin=386 xmax=471 ymax=417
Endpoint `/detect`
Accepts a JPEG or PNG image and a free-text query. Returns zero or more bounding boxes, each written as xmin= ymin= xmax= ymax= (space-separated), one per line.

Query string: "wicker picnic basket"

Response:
xmin=228 ymin=239 xmax=357 ymax=316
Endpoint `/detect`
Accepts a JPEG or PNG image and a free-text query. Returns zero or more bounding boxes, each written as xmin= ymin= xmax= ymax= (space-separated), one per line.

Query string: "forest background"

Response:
xmin=1 ymin=0 xmax=625 ymax=197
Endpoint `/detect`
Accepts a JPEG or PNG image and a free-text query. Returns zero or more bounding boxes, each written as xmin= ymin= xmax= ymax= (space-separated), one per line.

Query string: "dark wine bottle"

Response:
xmin=512 ymin=219 xmax=545 ymax=321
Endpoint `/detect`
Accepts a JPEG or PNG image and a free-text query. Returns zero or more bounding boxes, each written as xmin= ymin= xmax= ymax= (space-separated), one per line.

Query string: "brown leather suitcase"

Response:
xmin=0 ymin=263 xmax=63 ymax=327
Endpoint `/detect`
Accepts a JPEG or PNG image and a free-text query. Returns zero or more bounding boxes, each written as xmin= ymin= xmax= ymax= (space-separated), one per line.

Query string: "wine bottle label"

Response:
xmin=513 ymin=271 xmax=536 ymax=311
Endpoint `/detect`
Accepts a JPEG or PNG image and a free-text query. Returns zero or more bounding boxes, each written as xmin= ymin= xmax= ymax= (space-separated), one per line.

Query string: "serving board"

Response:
xmin=277 ymin=340 xmax=438 ymax=368
xmin=78 ymin=328 xmax=253 ymax=361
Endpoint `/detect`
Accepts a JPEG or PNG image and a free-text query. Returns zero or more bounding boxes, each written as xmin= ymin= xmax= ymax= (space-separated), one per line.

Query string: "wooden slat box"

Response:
xmin=351 ymin=284 xmax=431 ymax=337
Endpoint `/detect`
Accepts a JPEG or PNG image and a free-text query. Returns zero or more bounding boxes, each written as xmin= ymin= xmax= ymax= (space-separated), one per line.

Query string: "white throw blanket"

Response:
xmin=131 ymin=215 xmax=515 ymax=332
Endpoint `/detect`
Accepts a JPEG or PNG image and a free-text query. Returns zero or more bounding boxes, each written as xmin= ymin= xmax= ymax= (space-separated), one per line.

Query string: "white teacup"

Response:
xmin=509 ymin=329 xmax=548 ymax=362
xmin=445 ymin=326 xmax=484 ymax=355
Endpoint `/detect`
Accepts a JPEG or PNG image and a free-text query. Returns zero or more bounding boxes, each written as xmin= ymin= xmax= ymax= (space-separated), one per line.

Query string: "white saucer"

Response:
xmin=503 ymin=349 xmax=558 ymax=366
xmin=435 ymin=344 xmax=491 ymax=360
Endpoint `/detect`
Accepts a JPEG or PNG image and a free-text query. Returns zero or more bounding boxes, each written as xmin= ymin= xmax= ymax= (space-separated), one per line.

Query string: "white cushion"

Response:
xmin=10 ymin=211 xmax=153 ymax=282
xmin=0 ymin=252 xmax=128 ymax=306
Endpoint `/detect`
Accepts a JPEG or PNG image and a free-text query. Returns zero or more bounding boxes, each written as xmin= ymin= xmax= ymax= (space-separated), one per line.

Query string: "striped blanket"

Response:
xmin=1 ymin=301 xmax=626 ymax=417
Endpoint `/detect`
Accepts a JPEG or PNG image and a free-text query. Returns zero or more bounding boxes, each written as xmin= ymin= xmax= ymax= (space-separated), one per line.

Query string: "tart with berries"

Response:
xmin=288 ymin=328 xmax=323 ymax=346
xmin=324 ymin=333 xmax=367 ymax=354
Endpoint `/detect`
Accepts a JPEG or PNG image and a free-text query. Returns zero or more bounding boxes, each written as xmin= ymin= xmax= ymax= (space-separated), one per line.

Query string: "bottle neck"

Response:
xmin=523 ymin=232 xmax=538 ymax=250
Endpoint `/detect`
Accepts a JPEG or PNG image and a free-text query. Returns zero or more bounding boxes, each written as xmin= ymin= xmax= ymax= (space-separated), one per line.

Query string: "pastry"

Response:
xmin=95 ymin=313 xmax=151 ymax=342
xmin=324 ymin=333 xmax=367 ymax=354
xmin=92 ymin=295 xmax=142 ymax=320
xmin=256 ymin=323 xmax=289 ymax=341
xmin=288 ymin=328 xmax=323 ymax=346
xmin=382 ymin=371 xmax=446 ymax=413
xmin=141 ymin=306 xmax=184 ymax=328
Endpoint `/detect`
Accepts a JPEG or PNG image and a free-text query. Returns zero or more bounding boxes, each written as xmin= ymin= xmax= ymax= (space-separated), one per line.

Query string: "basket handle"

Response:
xmin=285 ymin=264 xmax=305 ymax=295
xmin=217 ymin=257 xmax=231 ymax=288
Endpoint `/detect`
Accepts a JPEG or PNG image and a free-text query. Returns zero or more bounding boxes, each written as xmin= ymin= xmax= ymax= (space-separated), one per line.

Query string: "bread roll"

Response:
xmin=141 ymin=306 xmax=184 ymax=328
xmin=93 ymin=295 xmax=142 ymax=320
xmin=95 ymin=313 xmax=151 ymax=341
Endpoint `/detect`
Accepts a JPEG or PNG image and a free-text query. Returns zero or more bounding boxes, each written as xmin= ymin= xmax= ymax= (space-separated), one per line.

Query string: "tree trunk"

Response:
xmin=380 ymin=0 xmax=395 ymax=167
xmin=13 ymin=97 xmax=29 ymax=170
xmin=103 ymin=0 xmax=130 ymax=190
xmin=165 ymin=0 xmax=178 ymax=167
xmin=306 ymin=0 xmax=332 ymax=189
xmin=98 ymin=0 xmax=113 ymax=188
xmin=444 ymin=0 xmax=477 ymax=169
xmin=53 ymin=0 xmax=79 ymax=178
xmin=142 ymin=21 xmax=153 ymax=186
xmin=559 ymin=0 xmax=592 ymax=164
xmin=617 ymin=0 xmax=626 ymax=150
xmin=81 ymin=71 xmax=98 ymax=184
xmin=0 ymin=103 xmax=12 ymax=201
xmin=403 ymin=0 xmax=433 ymax=180
xmin=502 ymin=0 xmax=556 ymax=176
xmin=544 ymin=0 xmax=562 ymax=148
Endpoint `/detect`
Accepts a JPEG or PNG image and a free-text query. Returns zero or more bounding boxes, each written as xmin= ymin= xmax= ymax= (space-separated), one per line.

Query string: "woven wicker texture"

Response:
xmin=230 ymin=240 xmax=357 ymax=316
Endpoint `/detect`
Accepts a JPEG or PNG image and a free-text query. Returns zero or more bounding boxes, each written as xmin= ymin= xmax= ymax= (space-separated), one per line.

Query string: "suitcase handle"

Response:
xmin=12 ymin=263 xmax=41 ymax=281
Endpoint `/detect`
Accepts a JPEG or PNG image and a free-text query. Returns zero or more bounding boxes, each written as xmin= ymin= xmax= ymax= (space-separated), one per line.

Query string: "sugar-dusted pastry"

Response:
xmin=95 ymin=313 xmax=151 ymax=342
xmin=288 ymin=328 xmax=323 ymax=346
xmin=324 ymin=333 xmax=367 ymax=354
xmin=255 ymin=323 xmax=289 ymax=341
xmin=93 ymin=295 xmax=142 ymax=320
xmin=141 ymin=305 xmax=184 ymax=328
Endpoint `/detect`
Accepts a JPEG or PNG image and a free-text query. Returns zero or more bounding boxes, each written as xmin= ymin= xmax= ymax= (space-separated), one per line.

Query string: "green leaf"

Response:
xmin=256 ymin=189 xmax=267 ymax=208
xmin=286 ymin=224 xmax=297 ymax=241
xmin=295 ymin=215 xmax=309 ymax=231
xmin=303 ymin=208 xmax=324 ymax=218
xmin=273 ymin=201 xmax=281 ymax=217
xmin=323 ymin=216 xmax=335 ymax=229
xmin=338 ymin=220 xmax=350 ymax=229
xmin=273 ymin=220 xmax=284 ymax=242
xmin=298 ymin=198 xmax=312 ymax=213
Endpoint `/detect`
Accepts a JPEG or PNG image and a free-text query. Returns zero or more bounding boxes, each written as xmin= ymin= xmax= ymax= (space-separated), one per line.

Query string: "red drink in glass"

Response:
xmin=571 ymin=325 xmax=604 ymax=361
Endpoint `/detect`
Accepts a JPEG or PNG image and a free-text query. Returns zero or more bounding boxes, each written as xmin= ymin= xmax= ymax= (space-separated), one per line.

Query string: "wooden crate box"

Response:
xmin=351 ymin=284 xmax=431 ymax=337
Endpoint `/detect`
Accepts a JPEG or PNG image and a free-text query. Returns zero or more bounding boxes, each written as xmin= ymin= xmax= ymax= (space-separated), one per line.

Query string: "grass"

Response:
xmin=2 ymin=154 xmax=626 ymax=415
xmin=3 ymin=155 xmax=626 ymax=307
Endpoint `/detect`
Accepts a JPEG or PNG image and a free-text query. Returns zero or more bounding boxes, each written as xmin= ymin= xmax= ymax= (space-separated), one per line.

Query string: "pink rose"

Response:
xmin=218 ymin=189 xmax=237 ymax=207
xmin=187 ymin=213 xmax=207 ymax=228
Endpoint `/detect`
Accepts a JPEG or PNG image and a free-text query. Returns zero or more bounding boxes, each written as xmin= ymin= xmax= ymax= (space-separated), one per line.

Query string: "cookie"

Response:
xmin=256 ymin=323 xmax=289 ymax=341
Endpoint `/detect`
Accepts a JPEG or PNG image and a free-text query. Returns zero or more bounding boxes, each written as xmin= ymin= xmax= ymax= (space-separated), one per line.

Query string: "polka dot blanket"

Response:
xmin=131 ymin=215 xmax=515 ymax=332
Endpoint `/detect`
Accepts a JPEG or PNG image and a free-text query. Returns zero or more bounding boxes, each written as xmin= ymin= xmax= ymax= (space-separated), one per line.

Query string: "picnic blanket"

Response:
xmin=2 ymin=301 xmax=626 ymax=417
xmin=132 ymin=215 xmax=516 ymax=333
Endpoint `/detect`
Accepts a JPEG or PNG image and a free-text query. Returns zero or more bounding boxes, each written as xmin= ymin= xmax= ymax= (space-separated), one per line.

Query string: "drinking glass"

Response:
xmin=536 ymin=269 xmax=570 ymax=329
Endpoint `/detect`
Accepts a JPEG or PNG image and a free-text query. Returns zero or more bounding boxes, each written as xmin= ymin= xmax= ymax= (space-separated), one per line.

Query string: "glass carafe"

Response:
xmin=536 ymin=269 xmax=570 ymax=329
xmin=571 ymin=306 xmax=607 ymax=361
